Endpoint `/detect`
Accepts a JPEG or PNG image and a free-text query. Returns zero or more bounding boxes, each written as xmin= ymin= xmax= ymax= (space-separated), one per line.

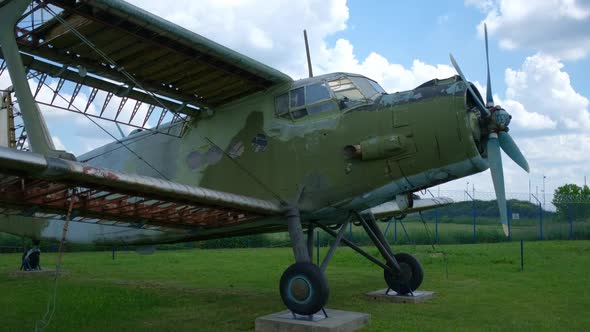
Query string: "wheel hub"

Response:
xmin=396 ymin=262 xmax=413 ymax=284
xmin=289 ymin=276 xmax=311 ymax=303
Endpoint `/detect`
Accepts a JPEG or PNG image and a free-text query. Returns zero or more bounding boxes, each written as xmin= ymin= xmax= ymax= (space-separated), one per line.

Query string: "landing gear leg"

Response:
xmin=280 ymin=207 xmax=329 ymax=316
xmin=355 ymin=212 xmax=423 ymax=295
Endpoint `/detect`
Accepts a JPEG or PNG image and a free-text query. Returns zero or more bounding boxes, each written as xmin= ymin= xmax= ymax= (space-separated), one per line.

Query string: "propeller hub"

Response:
xmin=490 ymin=106 xmax=511 ymax=132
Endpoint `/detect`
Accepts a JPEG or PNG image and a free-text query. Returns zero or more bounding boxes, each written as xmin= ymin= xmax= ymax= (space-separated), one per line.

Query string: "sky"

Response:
xmin=2 ymin=0 xmax=590 ymax=204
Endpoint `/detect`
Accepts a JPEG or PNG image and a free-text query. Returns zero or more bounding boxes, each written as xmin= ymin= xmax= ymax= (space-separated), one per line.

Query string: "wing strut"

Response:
xmin=0 ymin=0 xmax=73 ymax=160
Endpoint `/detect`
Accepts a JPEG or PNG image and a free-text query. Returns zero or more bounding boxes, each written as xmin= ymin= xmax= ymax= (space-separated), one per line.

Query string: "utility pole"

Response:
xmin=543 ymin=175 xmax=546 ymax=209
xmin=529 ymin=178 xmax=531 ymax=202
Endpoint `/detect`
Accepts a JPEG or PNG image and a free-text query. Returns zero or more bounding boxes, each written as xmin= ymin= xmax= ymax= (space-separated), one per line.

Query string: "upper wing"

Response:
xmin=0 ymin=146 xmax=282 ymax=230
xmin=9 ymin=0 xmax=292 ymax=109
xmin=367 ymin=197 xmax=453 ymax=219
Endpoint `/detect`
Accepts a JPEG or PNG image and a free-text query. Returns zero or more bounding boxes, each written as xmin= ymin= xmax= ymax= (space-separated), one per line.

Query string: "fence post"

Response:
xmin=507 ymin=201 xmax=511 ymax=241
xmin=568 ymin=204 xmax=574 ymax=240
xmin=472 ymin=199 xmax=476 ymax=243
xmin=539 ymin=203 xmax=544 ymax=240
xmin=112 ymin=245 xmax=116 ymax=260
xmin=384 ymin=217 xmax=393 ymax=239
xmin=435 ymin=208 xmax=439 ymax=244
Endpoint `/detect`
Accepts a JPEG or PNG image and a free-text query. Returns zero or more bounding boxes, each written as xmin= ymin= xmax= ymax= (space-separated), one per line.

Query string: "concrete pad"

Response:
xmin=366 ymin=289 xmax=435 ymax=304
xmin=8 ymin=270 xmax=70 ymax=278
xmin=255 ymin=309 xmax=370 ymax=332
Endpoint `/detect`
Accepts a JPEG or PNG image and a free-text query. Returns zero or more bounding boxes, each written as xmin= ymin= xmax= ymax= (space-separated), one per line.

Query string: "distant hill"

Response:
xmin=419 ymin=199 xmax=553 ymax=220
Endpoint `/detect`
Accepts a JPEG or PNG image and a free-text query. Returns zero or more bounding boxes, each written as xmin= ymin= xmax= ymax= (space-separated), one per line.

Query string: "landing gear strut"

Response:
xmin=280 ymin=208 xmax=425 ymax=314
xmin=280 ymin=207 xmax=329 ymax=315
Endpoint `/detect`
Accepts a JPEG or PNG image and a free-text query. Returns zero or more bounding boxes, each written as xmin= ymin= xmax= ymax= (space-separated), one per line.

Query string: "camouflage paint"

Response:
xmin=0 ymin=74 xmax=488 ymax=244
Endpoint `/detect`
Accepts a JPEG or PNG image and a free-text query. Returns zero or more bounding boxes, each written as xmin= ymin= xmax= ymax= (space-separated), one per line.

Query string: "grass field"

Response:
xmin=1 ymin=241 xmax=590 ymax=331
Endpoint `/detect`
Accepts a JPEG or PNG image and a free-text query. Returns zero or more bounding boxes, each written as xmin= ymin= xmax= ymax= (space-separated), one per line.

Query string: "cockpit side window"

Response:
xmin=275 ymin=82 xmax=336 ymax=120
xmin=289 ymin=87 xmax=305 ymax=108
xmin=306 ymin=83 xmax=331 ymax=104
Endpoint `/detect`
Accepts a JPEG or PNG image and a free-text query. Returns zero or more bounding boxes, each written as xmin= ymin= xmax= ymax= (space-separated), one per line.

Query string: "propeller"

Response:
xmin=450 ymin=23 xmax=530 ymax=236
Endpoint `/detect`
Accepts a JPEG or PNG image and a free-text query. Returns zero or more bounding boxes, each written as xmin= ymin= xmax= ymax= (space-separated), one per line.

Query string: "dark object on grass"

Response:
xmin=21 ymin=240 xmax=41 ymax=271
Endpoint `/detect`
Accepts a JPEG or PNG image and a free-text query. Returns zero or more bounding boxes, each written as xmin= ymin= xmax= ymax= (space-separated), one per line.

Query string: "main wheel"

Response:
xmin=383 ymin=253 xmax=424 ymax=295
xmin=279 ymin=262 xmax=329 ymax=315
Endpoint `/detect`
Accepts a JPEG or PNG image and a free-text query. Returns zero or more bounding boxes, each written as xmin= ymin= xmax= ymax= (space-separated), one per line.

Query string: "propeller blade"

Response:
xmin=487 ymin=133 xmax=509 ymax=236
xmin=498 ymin=131 xmax=530 ymax=173
xmin=484 ymin=23 xmax=494 ymax=107
xmin=449 ymin=54 xmax=490 ymax=117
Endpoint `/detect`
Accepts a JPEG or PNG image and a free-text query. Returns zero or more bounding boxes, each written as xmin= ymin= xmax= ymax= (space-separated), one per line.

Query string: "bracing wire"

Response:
xmin=40 ymin=2 xmax=286 ymax=203
xmin=30 ymin=75 xmax=171 ymax=180
xmin=42 ymin=4 xmax=190 ymax=123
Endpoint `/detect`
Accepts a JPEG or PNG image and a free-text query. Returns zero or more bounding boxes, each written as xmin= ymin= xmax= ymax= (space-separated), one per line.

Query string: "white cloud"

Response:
xmin=502 ymin=53 xmax=590 ymax=131
xmin=467 ymin=0 xmax=590 ymax=60
xmin=315 ymin=39 xmax=456 ymax=92
xmin=465 ymin=0 xmax=495 ymax=12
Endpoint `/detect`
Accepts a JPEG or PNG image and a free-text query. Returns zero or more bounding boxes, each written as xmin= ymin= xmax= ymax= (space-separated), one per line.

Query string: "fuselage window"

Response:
xmin=306 ymin=83 xmax=331 ymax=104
xmin=275 ymin=93 xmax=289 ymax=117
xmin=290 ymin=87 xmax=305 ymax=108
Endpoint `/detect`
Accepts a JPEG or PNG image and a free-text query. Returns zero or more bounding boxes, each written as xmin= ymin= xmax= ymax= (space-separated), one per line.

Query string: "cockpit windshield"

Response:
xmin=274 ymin=74 xmax=386 ymax=120
xmin=328 ymin=75 xmax=385 ymax=109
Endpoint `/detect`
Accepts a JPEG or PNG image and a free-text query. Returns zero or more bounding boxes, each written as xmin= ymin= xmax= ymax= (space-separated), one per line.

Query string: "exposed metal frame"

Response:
xmin=313 ymin=222 xmax=393 ymax=274
xmin=354 ymin=211 xmax=401 ymax=272
xmin=319 ymin=220 xmax=349 ymax=272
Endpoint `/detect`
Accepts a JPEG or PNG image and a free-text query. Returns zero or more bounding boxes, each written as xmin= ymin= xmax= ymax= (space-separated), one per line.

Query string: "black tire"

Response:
xmin=279 ymin=262 xmax=329 ymax=315
xmin=383 ymin=253 xmax=424 ymax=295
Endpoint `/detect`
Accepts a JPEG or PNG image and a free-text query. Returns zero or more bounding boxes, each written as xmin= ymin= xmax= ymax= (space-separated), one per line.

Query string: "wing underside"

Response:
xmin=5 ymin=0 xmax=292 ymax=110
xmin=0 ymin=146 xmax=283 ymax=231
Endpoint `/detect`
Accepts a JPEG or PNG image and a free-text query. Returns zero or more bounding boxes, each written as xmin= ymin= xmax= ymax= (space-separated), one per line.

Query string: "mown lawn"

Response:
xmin=1 ymin=241 xmax=589 ymax=331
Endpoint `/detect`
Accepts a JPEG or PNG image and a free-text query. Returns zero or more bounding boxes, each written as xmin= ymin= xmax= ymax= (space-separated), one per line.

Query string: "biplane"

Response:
xmin=0 ymin=0 xmax=529 ymax=315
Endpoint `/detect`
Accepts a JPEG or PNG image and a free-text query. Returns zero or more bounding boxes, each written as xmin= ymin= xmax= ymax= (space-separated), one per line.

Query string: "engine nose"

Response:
xmin=490 ymin=106 xmax=512 ymax=132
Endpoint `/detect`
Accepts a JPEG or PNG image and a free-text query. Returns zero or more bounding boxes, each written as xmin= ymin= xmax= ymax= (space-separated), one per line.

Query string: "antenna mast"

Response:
xmin=303 ymin=30 xmax=313 ymax=78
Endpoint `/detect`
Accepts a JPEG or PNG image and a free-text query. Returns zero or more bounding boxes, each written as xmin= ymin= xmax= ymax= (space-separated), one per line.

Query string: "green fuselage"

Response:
xmin=80 ymin=74 xmax=487 ymax=223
